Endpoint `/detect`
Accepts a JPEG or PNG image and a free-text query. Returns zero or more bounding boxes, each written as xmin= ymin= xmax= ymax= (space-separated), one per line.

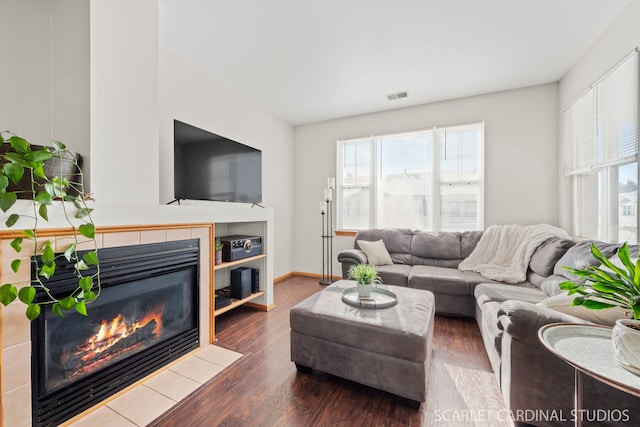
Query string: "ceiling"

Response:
xmin=160 ymin=0 xmax=630 ymax=126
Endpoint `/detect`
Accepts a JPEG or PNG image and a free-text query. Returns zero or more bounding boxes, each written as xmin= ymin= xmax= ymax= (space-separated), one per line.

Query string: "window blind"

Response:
xmin=567 ymin=50 xmax=638 ymax=175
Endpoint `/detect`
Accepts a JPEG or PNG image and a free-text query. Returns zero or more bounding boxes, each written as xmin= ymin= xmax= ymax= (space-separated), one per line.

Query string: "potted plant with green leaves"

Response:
xmin=559 ymin=242 xmax=640 ymax=373
xmin=214 ymin=238 xmax=223 ymax=265
xmin=347 ymin=263 xmax=381 ymax=298
xmin=0 ymin=131 xmax=99 ymax=320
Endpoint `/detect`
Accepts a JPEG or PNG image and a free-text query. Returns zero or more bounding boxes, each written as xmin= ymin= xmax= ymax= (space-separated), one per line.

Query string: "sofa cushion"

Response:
xmin=477 ymin=300 xmax=504 ymax=373
xmin=375 ymin=264 xmax=412 ymax=287
xmin=474 ymin=283 xmax=547 ymax=306
xmin=553 ymin=240 xmax=620 ymax=281
xmin=409 ymin=266 xmax=497 ymax=296
xmin=540 ymin=274 xmax=567 ymax=297
xmin=355 ymin=229 xmax=413 ymax=265
xmin=411 ymin=231 xmax=462 ymax=261
xmin=528 ymin=237 xmax=575 ymax=278
xmin=357 ymin=239 xmax=393 ymax=265
xmin=537 ymin=293 xmax=629 ymax=326
xmin=460 ymin=230 xmax=483 ymax=258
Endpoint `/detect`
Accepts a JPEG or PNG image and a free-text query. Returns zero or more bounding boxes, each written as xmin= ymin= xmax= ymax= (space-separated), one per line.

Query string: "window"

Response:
xmin=567 ymin=50 xmax=639 ymax=243
xmin=336 ymin=123 xmax=484 ymax=231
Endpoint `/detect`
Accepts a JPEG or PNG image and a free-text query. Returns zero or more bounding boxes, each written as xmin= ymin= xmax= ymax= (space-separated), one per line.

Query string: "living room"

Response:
xmin=3 ymin=0 xmax=640 ymax=426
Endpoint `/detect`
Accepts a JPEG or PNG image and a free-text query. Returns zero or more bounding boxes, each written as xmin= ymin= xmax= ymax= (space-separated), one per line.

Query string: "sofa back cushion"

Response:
xmin=528 ymin=237 xmax=576 ymax=278
xmin=410 ymin=230 xmax=483 ymax=268
xmin=553 ymin=240 xmax=620 ymax=281
xmin=354 ymin=228 xmax=413 ymax=264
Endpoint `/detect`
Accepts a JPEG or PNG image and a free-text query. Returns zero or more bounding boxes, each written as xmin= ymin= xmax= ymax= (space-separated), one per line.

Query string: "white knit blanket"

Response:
xmin=458 ymin=224 xmax=571 ymax=284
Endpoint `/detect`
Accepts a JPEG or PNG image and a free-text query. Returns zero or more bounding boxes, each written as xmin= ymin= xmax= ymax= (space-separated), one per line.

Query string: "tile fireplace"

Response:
xmin=31 ymin=239 xmax=200 ymax=427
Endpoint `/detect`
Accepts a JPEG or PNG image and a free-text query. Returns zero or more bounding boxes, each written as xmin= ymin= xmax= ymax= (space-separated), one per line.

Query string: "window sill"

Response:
xmin=336 ymin=230 xmax=357 ymax=237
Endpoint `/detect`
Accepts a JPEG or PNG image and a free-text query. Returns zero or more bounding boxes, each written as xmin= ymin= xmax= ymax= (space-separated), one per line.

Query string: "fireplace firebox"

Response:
xmin=31 ymin=239 xmax=200 ymax=427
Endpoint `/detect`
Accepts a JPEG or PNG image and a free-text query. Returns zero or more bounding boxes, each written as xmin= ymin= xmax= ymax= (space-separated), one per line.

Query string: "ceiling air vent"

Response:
xmin=387 ymin=91 xmax=408 ymax=101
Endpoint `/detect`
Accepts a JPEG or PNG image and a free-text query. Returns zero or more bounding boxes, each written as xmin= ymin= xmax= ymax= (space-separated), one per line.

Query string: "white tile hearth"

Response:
xmin=67 ymin=345 xmax=242 ymax=427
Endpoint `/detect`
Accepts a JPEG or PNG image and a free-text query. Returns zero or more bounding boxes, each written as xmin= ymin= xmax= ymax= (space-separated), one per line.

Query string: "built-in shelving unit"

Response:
xmin=212 ymin=221 xmax=270 ymax=325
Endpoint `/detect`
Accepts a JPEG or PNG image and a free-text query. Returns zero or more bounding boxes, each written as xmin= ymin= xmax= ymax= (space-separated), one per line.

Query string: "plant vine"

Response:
xmin=0 ymin=131 xmax=100 ymax=320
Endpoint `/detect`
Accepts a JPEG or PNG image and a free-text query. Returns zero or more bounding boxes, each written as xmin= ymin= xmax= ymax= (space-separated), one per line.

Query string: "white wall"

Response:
xmin=159 ymin=50 xmax=295 ymax=278
xmin=293 ymin=83 xmax=559 ymax=275
xmin=558 ymin=1 xmax=640 ymax=234
xmin=90 ymin=0 xmax=160 ymax=205
xmin=1 ymin=0 xmax=89 ymax=172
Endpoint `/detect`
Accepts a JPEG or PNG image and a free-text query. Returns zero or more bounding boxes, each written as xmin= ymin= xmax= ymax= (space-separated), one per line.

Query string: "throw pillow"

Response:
xmin=552 ymin=240 xmax=620 ymax=281
xmin=528 ymin=237 xmax=576 ymax=278
xmin=357 ymin=239 xmax=393 ymax=266
xmin=537 ymin=293 xmax=629 ymax=326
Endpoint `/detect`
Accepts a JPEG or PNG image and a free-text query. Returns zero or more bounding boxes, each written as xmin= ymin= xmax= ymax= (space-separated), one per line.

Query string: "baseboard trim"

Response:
xmin=291 ymin=271 xmax=342 ymax=280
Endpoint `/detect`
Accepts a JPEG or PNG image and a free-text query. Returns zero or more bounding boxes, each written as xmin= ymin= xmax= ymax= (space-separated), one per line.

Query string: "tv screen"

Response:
xmin=173 ymin=120 xmax=262 ymax=203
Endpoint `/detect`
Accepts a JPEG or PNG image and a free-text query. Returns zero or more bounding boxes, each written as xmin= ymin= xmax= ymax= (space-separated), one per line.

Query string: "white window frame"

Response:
xmin=568 ymin=49 xmax=639 ymax=243
xmin=335 ymin=123 xmax=484 ymax=231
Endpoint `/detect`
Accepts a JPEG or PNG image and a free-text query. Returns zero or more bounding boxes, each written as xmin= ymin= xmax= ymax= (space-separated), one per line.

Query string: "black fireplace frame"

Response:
xmin=31 ymin=239 xmax=201 ymax=427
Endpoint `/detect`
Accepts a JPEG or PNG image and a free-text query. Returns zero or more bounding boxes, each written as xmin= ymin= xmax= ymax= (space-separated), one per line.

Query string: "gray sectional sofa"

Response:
xmin=338 ymin=228 xmax=639 ymax=427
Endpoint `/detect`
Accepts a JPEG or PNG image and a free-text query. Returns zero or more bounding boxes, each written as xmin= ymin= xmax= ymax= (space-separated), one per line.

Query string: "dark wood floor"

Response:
xmin=149 ymin=276 xmax=512 ymax=427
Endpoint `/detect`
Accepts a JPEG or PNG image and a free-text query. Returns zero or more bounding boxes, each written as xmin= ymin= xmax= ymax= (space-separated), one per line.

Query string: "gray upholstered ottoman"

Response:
xmin=290 ymin=280 xmax=435 ymax=404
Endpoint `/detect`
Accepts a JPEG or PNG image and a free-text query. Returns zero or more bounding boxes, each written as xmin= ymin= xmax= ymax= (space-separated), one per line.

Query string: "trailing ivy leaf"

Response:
xmin=75 ymin=300 xmax=88 ymax=316
xmin=0 ymin=191 xmax=17 ymax=212
xmin=0 ymin=175 xmax=8 ymax=192
xmin=78 ymin=223 xmax=95 ymax=239
xmin=42 ymin=242 xmax=55 ymax=266
xmin=25 ymin=149 xmax=52 ymax=163
xmin=3 ymin=161 xmax=24 ymax=184
xmin=78 ymin=276 xmax=93 ymax=292
xmin=52 ymin=303 xmax=64 ymax=317
xmin=75 ymin=208 xmax=93 ymax=219
xmin=0 ymin=133 xmax=4 ymax=144
xmin=5 ymin=213 xmax=19 ymax=227
xmin=26 ymin=304 xmax=41 ymax=321
xmin=10 ymin=237 xmax=22 ymax=252
xmin=33 ymin=164 xmax=46 ymax=180
xmin=35 ymin=191 xmax=52 ymax=205
xmin=18 ymin=286 xmax=36 ymax=304
xmin=83 ymin=251 xmax=98 ymax=266
xmin=10 ymin=259 xmax=21 ymax=273
xmin=0 ymin=284 xmax=17 ymax=306
xmin=4 ymin=152 xmax=31 ymax=168
xmin=74 ymin=260 xmax=88 ymax=271
xmin=38 ymin=204 xmax=48 ymax=221
xmin=84 ymin=290 xmax=96 ymax=302
xmin=60 ymin=296 xmax=75 ymax=311
xmin=63 ymin=243 xmax=76 ymax=262
xmin=8 ymin=136 xmax=29 ymax=154
xmin=51 ymin=140 xmax=66 ymax=151
xmin=44 ymin=182 xmax=55 ymax=196
xmin=39 ymin=263 xmax=56 ymax=279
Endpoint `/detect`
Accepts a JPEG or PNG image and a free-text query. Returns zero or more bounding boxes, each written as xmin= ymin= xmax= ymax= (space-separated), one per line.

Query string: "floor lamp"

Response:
xmin=320 ymin=178 xmax=335 ymax=285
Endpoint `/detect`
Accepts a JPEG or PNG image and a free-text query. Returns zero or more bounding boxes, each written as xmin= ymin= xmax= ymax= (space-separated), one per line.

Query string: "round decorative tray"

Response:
xmin=341 ymin=287 xmax=398 ymax=309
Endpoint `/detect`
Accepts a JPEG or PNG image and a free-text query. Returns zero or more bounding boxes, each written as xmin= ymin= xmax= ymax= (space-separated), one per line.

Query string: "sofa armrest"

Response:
xmin=498 ymin=300 xmax=590 ymax=347
xmin=337 ymin=249 xmax=368 ymax=265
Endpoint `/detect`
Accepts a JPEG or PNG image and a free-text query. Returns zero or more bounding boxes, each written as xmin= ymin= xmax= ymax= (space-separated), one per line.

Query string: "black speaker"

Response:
xmin=251 ymin=268 xmax=259 ymax=293
xmin=231 ymin=267 xmax=251 ymax=300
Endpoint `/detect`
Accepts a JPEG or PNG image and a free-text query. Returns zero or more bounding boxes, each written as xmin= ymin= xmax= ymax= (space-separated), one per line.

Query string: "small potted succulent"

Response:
xmin=214 ymin=238 xmax=223 ymax=265
xmin=347 ymin=263 xmax=381 ymax=298
xmin=560 ymin=242 xmax=640 ymax=373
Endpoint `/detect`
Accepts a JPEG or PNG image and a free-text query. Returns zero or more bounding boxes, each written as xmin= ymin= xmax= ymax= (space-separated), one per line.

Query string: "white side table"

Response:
xmin=539 ymin=323 xmax=640 ymax=427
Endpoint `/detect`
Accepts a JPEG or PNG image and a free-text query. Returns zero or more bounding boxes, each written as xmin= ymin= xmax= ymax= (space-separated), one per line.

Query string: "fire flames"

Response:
xmin=77 ymin=307 xmax=164 ymax=363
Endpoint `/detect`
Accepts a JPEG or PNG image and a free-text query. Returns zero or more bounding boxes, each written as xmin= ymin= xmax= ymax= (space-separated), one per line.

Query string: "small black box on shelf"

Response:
xmin=251 ymin=268 xmax=259 ymax=293
xmin=231 ymin=267 xmax=251 ymax=300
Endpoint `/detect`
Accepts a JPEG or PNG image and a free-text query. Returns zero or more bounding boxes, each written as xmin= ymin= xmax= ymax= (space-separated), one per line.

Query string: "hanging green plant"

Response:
xmin=0 ymin=131 xmax=100 ymax=320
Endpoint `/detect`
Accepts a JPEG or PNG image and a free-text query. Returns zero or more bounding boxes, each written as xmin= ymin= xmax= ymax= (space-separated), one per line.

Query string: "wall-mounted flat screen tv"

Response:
xmin=174 ymin=120 xmax=262 ymax=204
